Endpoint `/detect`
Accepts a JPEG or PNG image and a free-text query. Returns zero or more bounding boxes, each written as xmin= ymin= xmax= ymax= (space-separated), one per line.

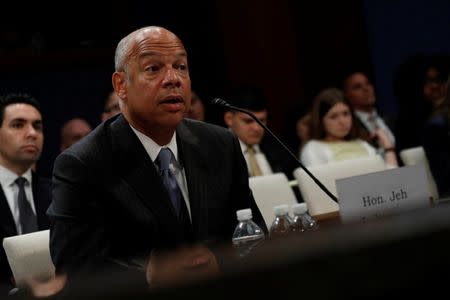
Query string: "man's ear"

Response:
xmin=224 ymin=111 xmax=234 ymax=127
xmin=112 ymin=72 xmax=127 ymax=101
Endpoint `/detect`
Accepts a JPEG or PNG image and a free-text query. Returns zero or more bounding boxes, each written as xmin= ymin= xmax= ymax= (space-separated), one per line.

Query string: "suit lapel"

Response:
xmin=176 ymin=121 xmax=209 ymax=238
xmin=109 ymin=116 xmax=181 ymax=237
xmin=0 ymin=185 xmax=17 ymax=236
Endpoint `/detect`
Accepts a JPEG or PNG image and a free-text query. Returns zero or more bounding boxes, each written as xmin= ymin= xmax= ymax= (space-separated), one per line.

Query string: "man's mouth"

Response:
xmin=162 ymin=99 xmax=182 ymax=104
xmin=160 ymin=95 xmax=184 ymax=104
xmin=160 ymin=96 xmax=185 ymax=111
xmin=22 ymin=145 xmax=38 ymax=152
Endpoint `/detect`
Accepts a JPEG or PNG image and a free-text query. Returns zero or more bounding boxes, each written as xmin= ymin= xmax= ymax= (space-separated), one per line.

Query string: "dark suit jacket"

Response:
xmin=259 ymin=135 xmax=303 ymax=202
xmin=48 ymin=115 xmax=265 ymax=276
xmin=260 ymin=135 xmax=298 ymax=180
xmin=0 ymin=174 xmax=51 ymax=286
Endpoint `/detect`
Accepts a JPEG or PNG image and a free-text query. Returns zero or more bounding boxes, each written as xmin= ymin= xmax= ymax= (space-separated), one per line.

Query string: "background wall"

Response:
xmin=0 ymin=0 xmax=449 ymax=177
xmin=364 ymin=0 xmax=450 ymax=116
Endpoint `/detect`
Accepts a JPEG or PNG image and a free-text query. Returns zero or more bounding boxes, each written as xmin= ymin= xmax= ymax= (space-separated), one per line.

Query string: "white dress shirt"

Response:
xmin=130 ymin=125 xmax=191 ymax=220
xmin=238 ymin=139 xmax=273 ymax=177
xmin=300 ymin=139 xmax=377 ymax=167
xmin=0 ymin=165 xmax=35 ymax=234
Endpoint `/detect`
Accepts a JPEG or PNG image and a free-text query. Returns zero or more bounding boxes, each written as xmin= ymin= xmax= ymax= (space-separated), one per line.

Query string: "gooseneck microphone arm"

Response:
xmin=212 ymin=98 xmax=338 ymax=203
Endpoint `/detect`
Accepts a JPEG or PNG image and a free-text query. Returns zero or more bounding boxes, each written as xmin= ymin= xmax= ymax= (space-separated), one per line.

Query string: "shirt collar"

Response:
xmin=129 ymin=125 xmax=179 ymax=164
xmin=238 ymin=139 xmax=261 ymax=153
xmin=0 ymin=165 xmax=32 ymax=187
xmin=354 ymin=109 xmax=378 ymax=121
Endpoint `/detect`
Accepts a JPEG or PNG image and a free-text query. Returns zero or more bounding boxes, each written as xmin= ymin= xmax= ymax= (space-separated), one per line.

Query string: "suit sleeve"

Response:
xmin=47 ymin=152 xmax=119 ymax=277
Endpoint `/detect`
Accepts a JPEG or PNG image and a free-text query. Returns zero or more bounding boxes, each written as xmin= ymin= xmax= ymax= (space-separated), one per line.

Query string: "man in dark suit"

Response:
xmin=0 ymin=93 xmax=51 ymax=289
xmin=47 ymin=26 xmax=265 ymax=284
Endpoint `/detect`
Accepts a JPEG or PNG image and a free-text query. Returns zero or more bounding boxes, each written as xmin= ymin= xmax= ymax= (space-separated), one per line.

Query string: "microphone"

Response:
xmin=212 ymin=98 xmax=338 ymax=203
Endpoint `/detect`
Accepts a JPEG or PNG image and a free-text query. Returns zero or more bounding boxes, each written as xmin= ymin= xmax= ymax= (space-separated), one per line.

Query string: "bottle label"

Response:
xmin=232 ymin=234 xmax=264 ymax=245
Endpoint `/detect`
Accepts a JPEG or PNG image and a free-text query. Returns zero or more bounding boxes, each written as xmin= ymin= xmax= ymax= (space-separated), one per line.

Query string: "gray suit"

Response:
xmin=48 ymin=114 xmax=265 ymax=276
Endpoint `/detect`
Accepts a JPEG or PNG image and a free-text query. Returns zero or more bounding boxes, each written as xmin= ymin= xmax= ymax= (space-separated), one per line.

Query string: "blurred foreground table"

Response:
xmin=33 ymin=199 xmax=450 ymax=299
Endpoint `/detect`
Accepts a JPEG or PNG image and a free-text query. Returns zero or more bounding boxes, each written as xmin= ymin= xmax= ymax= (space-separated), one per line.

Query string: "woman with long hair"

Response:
xmin=300 ymin=87 xmax=397 ymax=168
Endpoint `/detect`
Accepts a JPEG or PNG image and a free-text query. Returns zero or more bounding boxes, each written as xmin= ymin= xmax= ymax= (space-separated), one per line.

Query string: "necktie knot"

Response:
xmin=246 ymin=145 xmax=263 ymax=177
xmin=15 ymin=177 xmax=27 ymax=188
xmin=157 ymin=148 xmax=172 ymax=172
xmin=246 ymin=146 xmax=256 ymax=155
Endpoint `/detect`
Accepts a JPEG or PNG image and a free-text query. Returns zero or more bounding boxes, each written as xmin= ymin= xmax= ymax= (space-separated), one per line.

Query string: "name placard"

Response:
xmin=336 ymin=165 xmax=430 ymax=223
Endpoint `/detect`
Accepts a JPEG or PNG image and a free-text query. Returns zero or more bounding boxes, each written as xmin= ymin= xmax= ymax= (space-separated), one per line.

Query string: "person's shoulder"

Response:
xmin=356 ymin=138 xmax=376 ymax=151
xmin=354 ymin=138 xmax=370 ymax=145
xmin=303 ymin=139 xmax=324 ymax=149
xmin=301 ymin=140 xmax=325 ymax=157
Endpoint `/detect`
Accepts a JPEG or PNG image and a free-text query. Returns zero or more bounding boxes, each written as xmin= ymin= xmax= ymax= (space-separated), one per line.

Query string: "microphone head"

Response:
xmin=211 ymin=98 xmax=230 ymax=107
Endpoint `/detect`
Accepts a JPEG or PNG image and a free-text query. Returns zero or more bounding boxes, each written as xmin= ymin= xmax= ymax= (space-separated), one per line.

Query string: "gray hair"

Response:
xmin=114 ymin=33 xmax=133 ymax=72
xmin=114 ymin=26 xmax=165 ymax=73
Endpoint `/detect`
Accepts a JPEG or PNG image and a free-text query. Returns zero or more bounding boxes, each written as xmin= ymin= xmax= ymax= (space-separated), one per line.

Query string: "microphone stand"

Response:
xmin=213 ymin=99 xmax=338 ymax=203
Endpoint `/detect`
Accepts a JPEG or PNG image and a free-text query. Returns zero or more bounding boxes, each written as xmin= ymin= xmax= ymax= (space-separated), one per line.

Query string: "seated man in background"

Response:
xmin=224 ymin=85 xmax=297 ymax=179
xmin=185 ymin=91 xmax=206 ymax=121
xmin=47 ymin=26 xmax=265 ymax=286
xmin=101 ymin=90 xmax=121 ymax=122
xmin=342 ymin=71 xmax=396 ymax=154
xmin=0 ymin=93 xmax=52 ymax=290
xmin=59 ymin=117 xmax=92 ymax=151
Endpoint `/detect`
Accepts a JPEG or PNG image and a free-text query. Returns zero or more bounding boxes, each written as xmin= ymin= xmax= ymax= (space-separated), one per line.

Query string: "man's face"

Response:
xmin=0 ymin=104 xmax=43 ymax=171
xmin=185 ymin=95 xmax=205 ymax=121
xmin=225 ymin=110 xmax=267 ymax=146
xmin=114 ymin=28 xmax=191 ymax=134
xmin=60 ymin=119 xmax=92 ymax=151
xmin=344 ymin=72 xmax=376 ymax=111
xmin=423 ymin=67 xmax=445 ymax=105
xmin=101 ymin=92 xmax=121 ymax=122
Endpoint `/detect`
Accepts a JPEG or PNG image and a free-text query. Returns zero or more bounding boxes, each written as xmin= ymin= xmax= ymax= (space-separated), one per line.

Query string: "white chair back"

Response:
xmin=3 ymin=230 xmax=54 ymax=286
xmin=399 ymin=146 xmax=439 ymax=202
xmin=293 ymin=155 xmax=386 ymax=218
xmin=249 ymin=173 xmax=298 ymax=229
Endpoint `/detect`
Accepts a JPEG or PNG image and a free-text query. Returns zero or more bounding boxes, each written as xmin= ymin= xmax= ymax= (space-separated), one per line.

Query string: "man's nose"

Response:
xmin=25 ymin=125 xmax=38 ymax=138
xmin=251 ymin=121 xmax=263 ymax=132
xmin=162 ymin=68 xmax=182 ymax=88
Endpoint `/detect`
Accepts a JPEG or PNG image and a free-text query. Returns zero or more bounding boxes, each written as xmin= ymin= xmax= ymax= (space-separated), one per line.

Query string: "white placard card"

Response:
xmin=336 ymin=165 xmax=430 ymax=223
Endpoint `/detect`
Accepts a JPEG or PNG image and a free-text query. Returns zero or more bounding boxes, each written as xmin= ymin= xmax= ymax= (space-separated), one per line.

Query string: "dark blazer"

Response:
xmin=0 ymin=174 xmax=52 ymax=286
xmin=48 ymin=115 xmax=265 ymax=276
xmin=260 ymin=135 xmax=298 ymax=180
xmin=259 ymin=135 xmax=303 ymax=202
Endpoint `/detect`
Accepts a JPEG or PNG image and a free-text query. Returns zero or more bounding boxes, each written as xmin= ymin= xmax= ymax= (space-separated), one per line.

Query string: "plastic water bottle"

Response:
xmin=291 ymin=203 xmax=318 ymax=232
xmin=231 ymin=208 xmax=265 ymax=257
xmin=269 ymin=204 xmax=293 ymax=239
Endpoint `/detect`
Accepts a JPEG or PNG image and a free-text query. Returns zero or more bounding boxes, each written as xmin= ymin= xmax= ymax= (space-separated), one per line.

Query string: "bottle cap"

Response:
xmin=292 ymin=203 xmax=308 ymax=214
xmin=236 ymin=208 xmax=252 ymax=221
xmin=273 ymin=204 xmax=289 ymax=216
